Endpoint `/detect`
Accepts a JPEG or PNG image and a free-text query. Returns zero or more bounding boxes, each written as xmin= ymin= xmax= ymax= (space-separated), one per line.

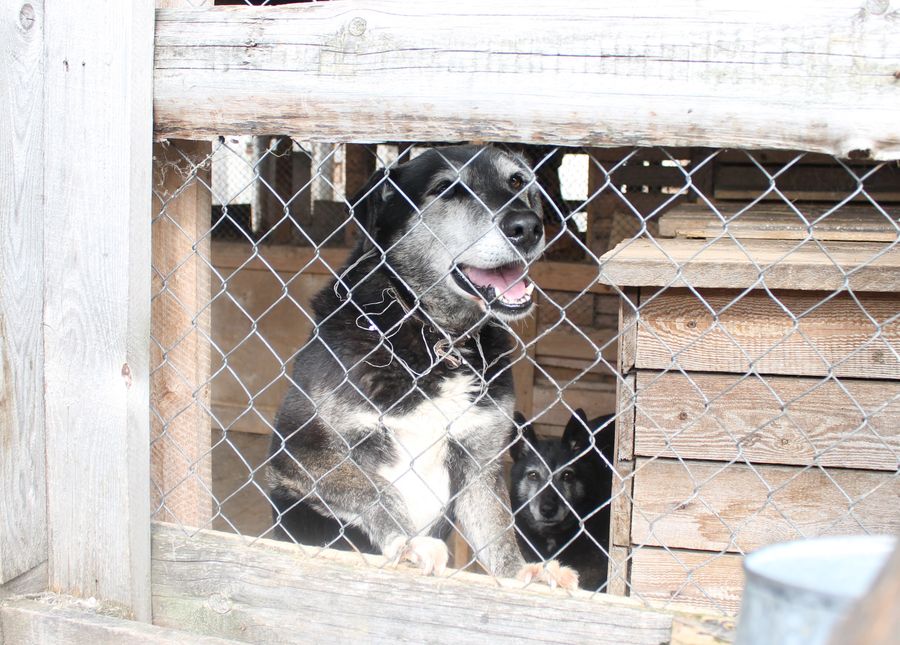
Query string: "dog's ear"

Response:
xmin=349 ymin=171 xmax=397 ymax=251
xmin=510 ymin=413 xmax=536 ymax=462
xmin=562 ymin=408 xmax=590 ymax=453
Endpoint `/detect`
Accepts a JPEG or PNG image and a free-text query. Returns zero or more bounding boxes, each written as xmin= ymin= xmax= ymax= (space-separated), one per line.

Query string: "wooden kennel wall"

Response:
xmin=2 ymin=0 xmax=898 ymax=642
xmin=602 ymin=201 xmax=900 ymax=611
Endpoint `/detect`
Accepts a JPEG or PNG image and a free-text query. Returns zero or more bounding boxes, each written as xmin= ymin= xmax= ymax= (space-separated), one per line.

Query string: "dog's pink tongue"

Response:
xmin=467 ymin=265 xmax=528 ymax=300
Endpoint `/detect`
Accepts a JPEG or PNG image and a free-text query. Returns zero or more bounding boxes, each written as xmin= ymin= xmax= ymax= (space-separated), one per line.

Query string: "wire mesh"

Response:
xmin=151 ymin=138 xmax=900 ymax=614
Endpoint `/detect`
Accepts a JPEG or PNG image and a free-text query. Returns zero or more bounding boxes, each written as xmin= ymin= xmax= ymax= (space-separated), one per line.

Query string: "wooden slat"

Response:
xmin=659 ymin=204 xmax=900 ymax=242
xmin=154 ymin=2 xmax=900 ymax=159
xmin=634 ymin=288 xmax=899 ymax=380
xmin=0 ymin=562 xmax=47 ymax=600
xmin=0 ymin=598 xmax=240 ymax=645
xmin=631 ymin=458 xmax=900 ymax=553
xmin=599 ymin=238 xmax=900 ymax=291
xmin=151 ymin=141 xmax=213 ymax=528
xmin=713 ymin=163 xmax=900 ymax=202
xmin=535 ymin=326 xmax=618 ymax=363
xmin=609 ymin=373 xmax=637 ymax=594
xmin=633 ymin=371 xmax=900 ymax=470
xmin=0 ymin=0 xmax=46 ymax=586
xmin=532 ymin=379 xmax=617 ymax=427
xmin=42 ymin=0 xmax=154 ymax=620
xmin=211 ymin=241 xmax=613 ymax=294
xmin=629 ymin=548 xmax=745 ymax=614
xmin=151 ymin=523 xmax=675 ymax=645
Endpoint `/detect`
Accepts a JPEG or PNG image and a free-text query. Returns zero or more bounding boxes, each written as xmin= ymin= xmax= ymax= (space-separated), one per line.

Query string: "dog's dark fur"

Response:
xmin=268 ymin=146 xmax=576 ymax=585
xmin=510 ymin=409 xmax=615 ymax=590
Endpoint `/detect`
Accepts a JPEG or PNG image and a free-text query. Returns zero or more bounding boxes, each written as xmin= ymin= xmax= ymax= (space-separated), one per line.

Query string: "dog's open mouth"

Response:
xmin=452 ymin=262 xmax=535 ymax=311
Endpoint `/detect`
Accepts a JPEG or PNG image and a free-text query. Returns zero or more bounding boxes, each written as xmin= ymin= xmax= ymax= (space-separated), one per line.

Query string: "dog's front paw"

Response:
xmin=385 ymin=536 xmax=449 ymax=576
xmin=516 ymin=560 xmax=579 ymax=590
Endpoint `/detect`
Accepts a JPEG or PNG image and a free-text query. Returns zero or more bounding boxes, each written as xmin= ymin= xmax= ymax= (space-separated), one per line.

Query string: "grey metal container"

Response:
xmin=735 ymin=534 xmax=896 ymax=645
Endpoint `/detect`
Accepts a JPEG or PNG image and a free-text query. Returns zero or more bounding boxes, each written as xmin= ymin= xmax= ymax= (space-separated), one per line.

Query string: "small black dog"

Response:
xmin=510 ymin=409 xmax=615 ymax=591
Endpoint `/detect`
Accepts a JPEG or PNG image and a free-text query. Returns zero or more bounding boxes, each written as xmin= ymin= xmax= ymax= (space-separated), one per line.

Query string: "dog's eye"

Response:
xmin=526 ymin=471 xmax=539 ymax=481
xmin=430 ymin=180 xmax=455 ymax=196
xmin=509 ymin=174 xmax=525 ymax=190
xmin=560 ymin=471 xmax=573 ymax=482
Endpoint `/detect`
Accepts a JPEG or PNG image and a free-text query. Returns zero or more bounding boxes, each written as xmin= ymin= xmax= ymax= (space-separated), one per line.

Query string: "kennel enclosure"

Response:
xmin=2 ymin=1 xmax=899 ymax=643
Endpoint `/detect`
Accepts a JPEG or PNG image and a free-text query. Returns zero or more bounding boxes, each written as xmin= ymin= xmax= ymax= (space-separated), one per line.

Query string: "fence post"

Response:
xmin=42 ymin=0 xmax=154 ymax=621
xmin=150 ymin=0 xmax=214 ymax=533
xmin=0 ymin=0 xmax=47 ymax=593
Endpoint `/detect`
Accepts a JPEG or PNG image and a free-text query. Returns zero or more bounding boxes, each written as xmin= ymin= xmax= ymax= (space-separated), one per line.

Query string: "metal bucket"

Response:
xmin=735 ymin=534 xmax=896 ymax=645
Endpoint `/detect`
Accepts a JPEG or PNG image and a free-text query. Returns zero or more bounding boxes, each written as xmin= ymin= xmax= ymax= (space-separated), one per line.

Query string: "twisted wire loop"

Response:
xmin=151 ymin=138 xmax=900 ymax=614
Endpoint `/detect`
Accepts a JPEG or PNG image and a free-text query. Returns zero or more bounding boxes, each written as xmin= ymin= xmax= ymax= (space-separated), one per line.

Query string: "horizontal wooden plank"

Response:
xmin=0 ymin=598 xmax=239 ymax=645
xmin=633 ymin=288 xmax=899 ymax=380
xmin=532 ymin=379 xmax=617 ymax=427
xmin=630 ymin=458 xmax=900 ymax=553
xmin=212 ymin=241 xmax=613 ymax=294
xmin=629 ymin=548 xmax=745 ymax=615
xmin=714 ymin=163 xmax=900 ymax=202
xmin=151 ymin=523 xmax=675 ymax=645
xmin=599 ymin=238 xmax=900 ymax=291
xmin=154 ymin=2 xmax=900 ymax=159
xmin=659 ymin=204 xmax=900 ymax=242
xmin=633 ymin=371 xmax=900 ymax=470
xmin=535 ymin=325 xmax=618 ymax=363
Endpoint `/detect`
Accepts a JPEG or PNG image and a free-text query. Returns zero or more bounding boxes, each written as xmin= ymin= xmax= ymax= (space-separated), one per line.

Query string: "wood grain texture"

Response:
xmin=0 ymin=597 xmax=240 ymax=645
xmin=629 ymin=548 xmax=745 ymax=614
xmin=42 ymin=0 xmax=154 ymax=620
xmin=634 ymin=288 xmax=899 ymax=380
xmin=630 ymin=458 xmax=900 ymax=553
xmin=151 ymin=523 xmax=675 ymax=645
xmin=634 ymin=371 xmax=900 ymax=470
xmin=151 ymin=140 xmax=213 ymax=526
xmin=609 ymin=373 xmax=636 ymax=591
xmin=0 ymin=0 xmax=46 ymax=586
xmin=659 ymin=204 xmax=900 ymax=242
xmin=600 ymin=238 xmax=900 ymax=292
xmin=0 ymin=561 xmax=47 ymax=600
xmin=154 ymin=1 xmax=900 ymax=159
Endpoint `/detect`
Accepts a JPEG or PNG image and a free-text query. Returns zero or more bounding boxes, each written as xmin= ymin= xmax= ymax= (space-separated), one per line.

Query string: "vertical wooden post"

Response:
xmin=149 ymin=0 xmax=213 ymax=531
xmin=150 ymin=0 xmax=213 ymax=531
xmin=150 ymin=141 xmax=213 ymax=527
xmin=0 ymin=0 xmax=46 ymax=592
xmin=42 ymin=0 xmax=154 ymax=620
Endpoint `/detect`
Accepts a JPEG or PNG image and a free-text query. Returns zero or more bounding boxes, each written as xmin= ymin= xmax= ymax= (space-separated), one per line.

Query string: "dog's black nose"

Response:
xmin=500 ymin=211 xmax=543 ymax=250
xmin=539 ymin=498 xmax=558 ymax=519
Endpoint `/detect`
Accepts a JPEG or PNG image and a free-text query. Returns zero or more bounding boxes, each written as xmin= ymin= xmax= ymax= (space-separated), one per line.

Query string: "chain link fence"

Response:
xmin=151 ymin=138 xmax=899 ymax=614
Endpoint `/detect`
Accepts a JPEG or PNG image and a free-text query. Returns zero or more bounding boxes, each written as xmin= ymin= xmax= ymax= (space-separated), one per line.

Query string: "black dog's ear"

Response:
xmin=349 ymin=171 xmax=396 ymax=251
xmin=562 ymin=408 xmax=590 ymax=452
xmin=510 ymin=413 xmax=537 ymax=462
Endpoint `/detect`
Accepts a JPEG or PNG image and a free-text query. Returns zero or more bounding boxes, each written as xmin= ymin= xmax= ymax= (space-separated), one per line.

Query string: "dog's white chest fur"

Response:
xmin=374 ymin=374 xmax=498 ymax=533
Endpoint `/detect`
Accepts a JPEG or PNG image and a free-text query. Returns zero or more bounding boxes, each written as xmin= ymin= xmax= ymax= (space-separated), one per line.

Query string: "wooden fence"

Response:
xmin=2 ymin=0 xmax=898 ymax=642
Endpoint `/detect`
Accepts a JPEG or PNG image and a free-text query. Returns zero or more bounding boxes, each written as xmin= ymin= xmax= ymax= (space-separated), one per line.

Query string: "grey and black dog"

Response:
xmin=510 ymin=409 xmax=615 ymax=591
xmin=268 ymin=145 xmax=577 ymax=588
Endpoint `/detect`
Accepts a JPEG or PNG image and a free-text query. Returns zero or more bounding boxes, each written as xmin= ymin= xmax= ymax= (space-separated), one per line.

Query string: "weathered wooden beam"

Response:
xmin=42 ymin=0 xmax=154 ymax=621
xmin=151 ymin=523 xmax=686 ymax=645
xmin=0 ymin=0 xmax=46 ymax=588
xmin=154 ymin=1 xmax=900 ymax=159
xmin=0 ymin=597 xmax=240 ymax=645
xmin=599 ymin=238 xmax=900 ymax=292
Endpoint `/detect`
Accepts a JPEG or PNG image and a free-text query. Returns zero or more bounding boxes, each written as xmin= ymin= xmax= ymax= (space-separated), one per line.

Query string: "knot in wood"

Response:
xmin=866 ymin=0 xmax=890 ymax=15
xmin=349 ymin=17 xmax=367 ymax=37
xmin=19 ymin=3 xmax=35 ymax=30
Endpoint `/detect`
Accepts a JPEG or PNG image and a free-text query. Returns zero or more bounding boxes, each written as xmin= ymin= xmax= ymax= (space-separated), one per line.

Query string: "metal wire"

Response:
xmin=151 ymin=139 xmax=900 ymax=614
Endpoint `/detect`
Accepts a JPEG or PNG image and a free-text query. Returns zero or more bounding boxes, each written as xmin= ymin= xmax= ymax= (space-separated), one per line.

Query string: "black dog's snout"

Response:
xmin=501 ymin=210 xmax=543 ymax=250
xmin=539 ymin=495 xmax=559 ymax=519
